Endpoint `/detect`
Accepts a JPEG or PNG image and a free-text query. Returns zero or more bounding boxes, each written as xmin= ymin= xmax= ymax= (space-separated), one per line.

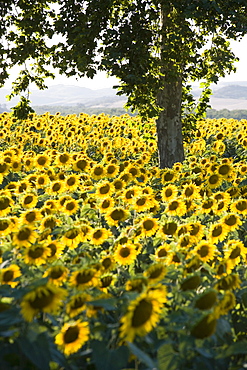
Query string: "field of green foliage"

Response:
xmin=0 ymin=112 xmax=247 ymax=370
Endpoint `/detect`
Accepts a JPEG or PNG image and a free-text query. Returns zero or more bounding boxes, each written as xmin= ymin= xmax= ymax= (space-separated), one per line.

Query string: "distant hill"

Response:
xmin=0 ymin=84 xmax=127 ymax=108
xmin=1 ymin=82 xmax=247 ymax=112
xmin=213 ymin=85 xmax=247 ymax=99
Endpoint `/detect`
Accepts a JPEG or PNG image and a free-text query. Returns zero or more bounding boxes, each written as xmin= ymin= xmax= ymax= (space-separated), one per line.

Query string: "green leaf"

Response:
xmin=92 ymin=340 xmax=129 ymax=370
xmin=157 ymin=343 xmax=180 ymax=370
xmin=0 ymin=307 xmax=23 ymax=329
xmin=127 ymin=342 xmax=157 ymax=369
xmin=216 ymin=341 xmax=247 ymax=358
xmin=89 ymin=298 xmax=117 ymax=310
xmin=17 ymin=333 xmax=51 ymax=370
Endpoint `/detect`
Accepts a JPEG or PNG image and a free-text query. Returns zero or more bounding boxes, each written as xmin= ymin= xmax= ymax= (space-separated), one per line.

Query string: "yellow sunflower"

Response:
xmin=105 ymin=207 xmax=129 ymax=226
xmin=215 ymin=291 xmax=236 ymax=316
xmin=0 ymin=195 xmax=13 ymax=216
xmin=154 ymin=244 xmax=171 ymax=261
xmin=47 ymin=180 xmax=65 ymax=195
xmin=70 ymin=268 xmax=99 ymax=290
xmin=24 ymin=243 xmax=51 ymax=265
xmin=122 ymin=185 xmax=142 ymax=205
xmin=230 ymin=199 xmax=247 ymax=215
xmin=114 ymin=243 xmax=139 ymax=266
xmin=119 ymin=287 xmax=167 ymax=342
xmin=43 ymin=265 xmax=69 ymax=286
xmin=139 ymin=216 xmax=159 ymax=237
xmin=98 ymin=197 xmax=115 ymax=214
xmin=161 ymin=184 xmax=178 ymax=202
xmin=0 ymin=264 xmax=21 ymax=288
xmin=208 ymin=223 xmax=229 ymax=243
xmin=165 ymin=199 xmax=187 ymax=217
xmin=95 ymin=180 xmax=114 ymax=199
xmin=55 ymin=320 xmax=90 ymax=356
xmin=91 ymin=164 xmax=105 ymax=180
xmin=20 ymin=283 xmax=67 ymax=322
xmin=182 ymin=183 xmax=200 ymax=200
xmin=0 ymin=218 xmax=15 ymax=236
xmin=64 ymin=174 xmax=80 ymax=192
xmin=125 ymin=277 xmax=148 ymax=293
xmin=223 ymin=240 xmax=246 ymax=268
xmin=12 ymin=226 xmax=37 ymax=248
xmin=89 ymin=227 xmax=112 ymax=246
xmin=44 ymin=236 xmax=65 ymax=262
xmin=21 ymin=193 xmax=38 ymax=209
xmin=193 ymin=240 xmax=216 ymax=263
xmin=144 ymin=263 xmax=166 ymax=284
xmin=206 ymin=173 xmax=223 ymax=189
xmin=133 ymin=195 xmax=157 ymax=213
xmin=157 ymin=220 xmax=178 ymax=238
xmin=20 ymin=209 xmax=42 ymax=225
xmin=66 ymin=293 xmax=91 ymax=318
xmin=221 ymin=213 xmax=242 ymax=232
xmin=62 ymin=199 xmax=79 ymax=216
xmin=35 ymin=154 xmax=51 ymax=169
xmin=60 ymin=227 xmax=83 ymax=249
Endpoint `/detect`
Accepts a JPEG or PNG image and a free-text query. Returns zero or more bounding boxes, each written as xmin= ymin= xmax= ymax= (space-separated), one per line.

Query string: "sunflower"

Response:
xmin=0 ymin=195 xmax=13 ymax=216
xmin=161 ymin=184 xmax=178 ymax=202
xmin=21 ymin=193 xmax=38 ymax=209
xmin=208 ymin=223 xmax=229 ymax=243
xmin=144 ymin=263 xmax=166 ymax=284
xmin=95 ymin=180 xmax=114 ymax=199
xmin=114 ymin=243 xmax=139 ymax=266
xmin=105 ymin=207 xmax=129 ymax=226
xmin=21 ymin=283 xmax=67 ymax=322
xmin=105 ymin=163 xmax=119 ymax=178
xmin=139 ymin=216 xmax=159 ymax=237
xmin=0 ymin=264 xmax=21 ymax=288
xmin=133 ymin=195 xmax=157 ymax=213
xmin=70 ymin=268 xmax=99 ymax=290
xmin=194 ymin=289 xmax=218 ymax=310
xmin=122 ymin=186 xmax=142 ymax=205
xmin=98 ymin=197 xmax=115 ymax=214
xmin=12 ymin=226 xmax=37 ymax=248
xmin=20 ymin=209 xmax=42 ymax=225
xmin=55 ymin=320 xmax=90 ymax=356
xmin=221 ymin=213 xmax=242 ymax=232
xmin=206 ymin=173 xmax=223 ymax=189
xmin=66 ymin=293 xmax=91 ymax=318
xmin=24 ymin=243 xmax=51 ymax=265
xmin=91 ymin=164 xmax=105 ymax=180
xmin=190 ymin=313 xmax=217 ymax=339
xmin=193 ymin=241 xmax=216 ymax=263
xmin=200 ymin=198 xmax=215 ymax=214
xmin=112 ymin=178 xmax=125 ymax=192
xmin=119 ymin=287 xmax=167 ymax=342
xmin=64 ymin=174 xmax=80 ymax=192
xmin=230 ymin=199 xmax=247 ymax=215
xmin=35 ymin=154 xmax=51 ymax=169
xmin=160 ymin=169 xmax=177 ymax=184
xmin=89 ymin=227 xmax=112 ymax=246
xmin=0 ymin=218 xmax=15 ymax=236
xmin=212 ymin=199 xmax=229 ymax=215
xmin=154 ymin=244 xmax=171 ymax=261
xmin=63 ymin=199 xmax=79 ymax=216
xmin=100 ymin=253 xmax=116 ymax=272
xmin=188 ymin=222 xmax=205 ymax=243
xmin=60 ymin=227 xmax=83 ymax=249
xmin=55 ymin=152 xmax=71 ymax=167
xmin=224 ymin=240 xmax=246 ymax=268
xmin=217 ymin=163 xmax=232 ymax=178
xmin=47 ymin=180 xmax=65 ymax=195
xmin=125 ymin=277 xmax=148 ymax=293
xmin=98 ymin=273 xmax=115 ymax=292
xmin=40 ymin=215 xmax=59 ymax=232
xmin=43 ymin=236 xmax=65 ymax=262
xmin=165 ymin=199 xmax=187 ymax=217
xmin=73 ymin=157 xmax=90 ymax=172
xmin=43 ymin=265 xmax=69 ymax=286
xmin=182 ymin=184 xmax=200 ymax=200
xmin=215 ymin=291 xmax=236 ymax=316
xmin=157 ymin=220 xmax=178 ymax=237
xmin=215 ymin=273 xmax=241 ymax=291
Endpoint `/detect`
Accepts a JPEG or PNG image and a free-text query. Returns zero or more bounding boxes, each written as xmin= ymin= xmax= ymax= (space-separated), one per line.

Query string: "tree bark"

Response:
xmin=156 ymin=77 xmax=185 ymax=169
xmin=156 ymin=2 xmax=185 ymax=169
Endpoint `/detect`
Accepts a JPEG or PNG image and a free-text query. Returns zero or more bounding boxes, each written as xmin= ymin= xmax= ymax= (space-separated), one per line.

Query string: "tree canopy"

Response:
xmin=1 ymin=0 xmax=247 ymax=167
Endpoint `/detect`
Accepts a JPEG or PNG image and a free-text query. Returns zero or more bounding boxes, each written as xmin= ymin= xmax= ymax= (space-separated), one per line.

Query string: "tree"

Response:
xmin=1 ymin=1 xmax=247 ymax=168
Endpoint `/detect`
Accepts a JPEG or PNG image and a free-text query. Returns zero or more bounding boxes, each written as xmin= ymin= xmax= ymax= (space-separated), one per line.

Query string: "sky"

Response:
xmin=3 ymin=35 xmax=247 ymax=90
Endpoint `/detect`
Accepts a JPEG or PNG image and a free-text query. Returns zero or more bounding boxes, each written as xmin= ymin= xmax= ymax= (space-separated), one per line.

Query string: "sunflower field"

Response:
xmin=0 ymin=111 xmax=247 ymax=370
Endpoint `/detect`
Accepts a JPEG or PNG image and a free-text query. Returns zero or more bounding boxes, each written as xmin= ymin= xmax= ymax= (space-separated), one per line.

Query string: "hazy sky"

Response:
xmin=3 ymin=35 xmax=247 ymax=90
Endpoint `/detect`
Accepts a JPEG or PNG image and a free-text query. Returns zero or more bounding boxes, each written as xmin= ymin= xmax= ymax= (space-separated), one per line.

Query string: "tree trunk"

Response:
xmin=156 ymin=77 xmax=185 ymax=169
